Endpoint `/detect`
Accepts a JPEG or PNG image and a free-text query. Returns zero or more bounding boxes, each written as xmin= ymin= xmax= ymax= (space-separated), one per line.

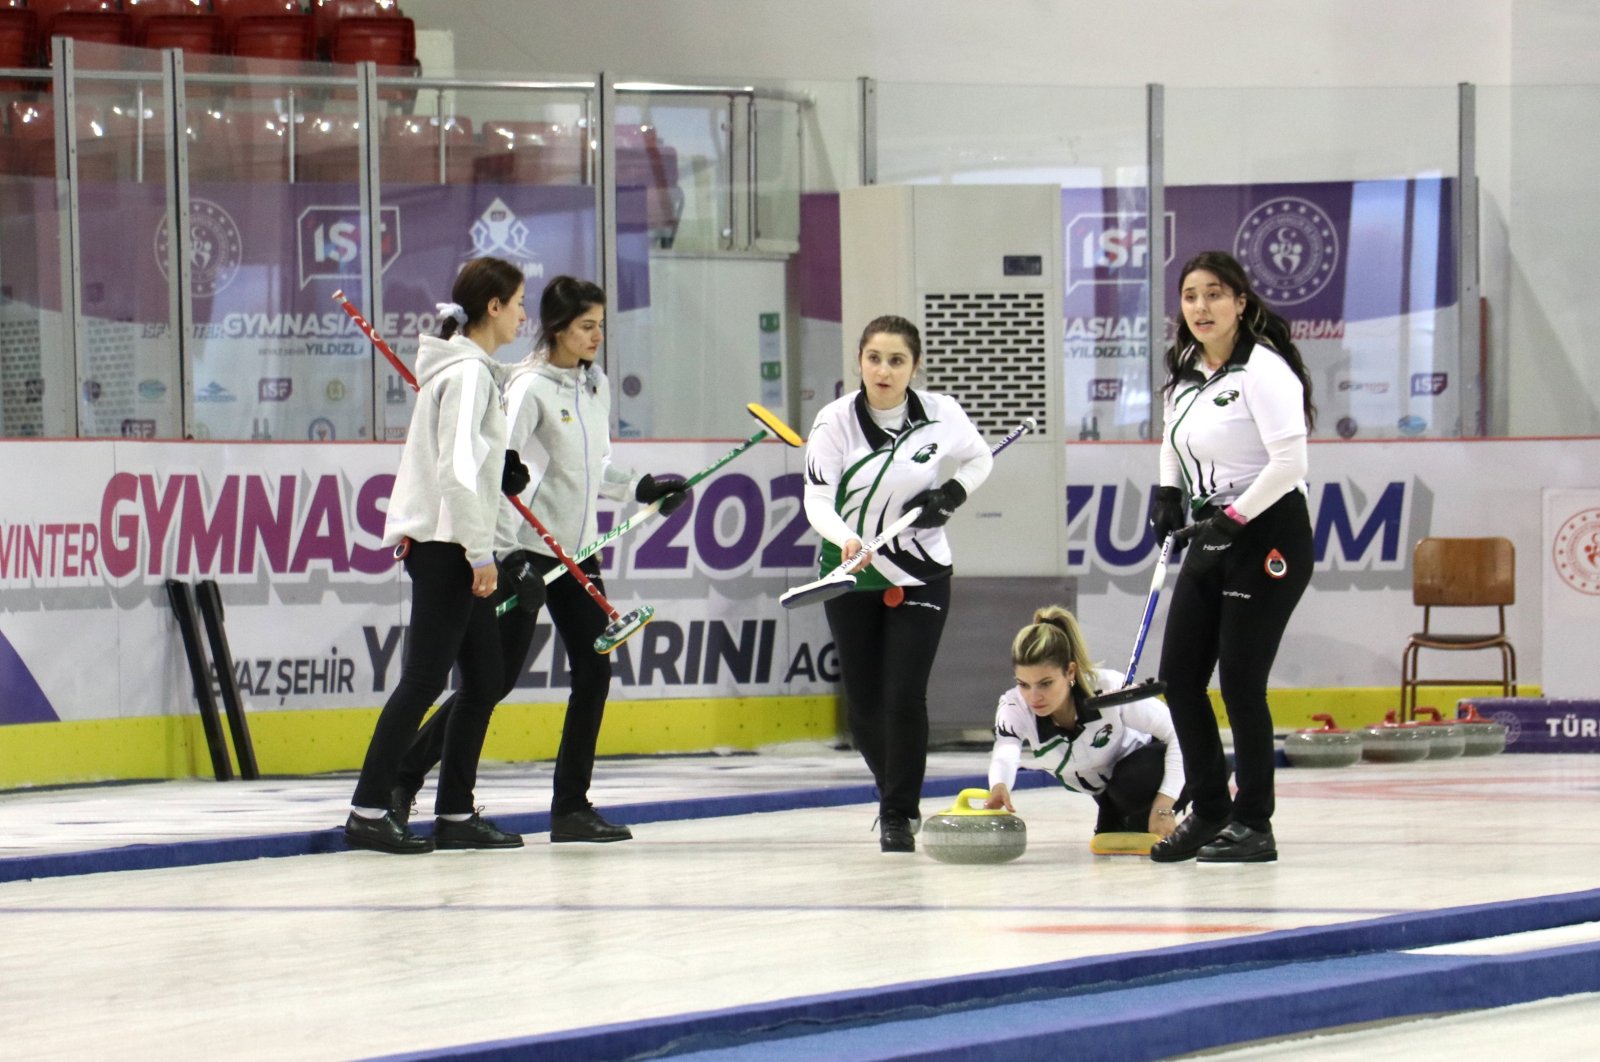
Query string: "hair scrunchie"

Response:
xmin=436 ymin=301 xmax=468 ymax=326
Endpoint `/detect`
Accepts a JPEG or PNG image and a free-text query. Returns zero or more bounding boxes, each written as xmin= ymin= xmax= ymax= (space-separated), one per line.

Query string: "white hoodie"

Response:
xmin=382 ymin=333 xmax=508 ymax=568
xmin=495 ymin=357 xmax=637 ymax=559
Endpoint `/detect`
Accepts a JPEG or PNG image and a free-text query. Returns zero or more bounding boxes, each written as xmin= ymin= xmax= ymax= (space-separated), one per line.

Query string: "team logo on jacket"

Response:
xmin=1265 ymin=549 xmax=1288 ymax=579
xmin=1212 ymin=389 xmax=1241 ymax=406
xmin=560 ymin=408 xmax=573 ymax=423
xmin=1091 ymin=724 xmax=1114 ymax=748
xmin=911 ymin=443 xmax=939 ymax=464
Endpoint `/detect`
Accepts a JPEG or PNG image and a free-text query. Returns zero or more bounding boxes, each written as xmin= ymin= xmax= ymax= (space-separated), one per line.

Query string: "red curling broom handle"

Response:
xmin=333 ymin=289 xmax=417 ymax=390
xmin=505 ymin=494 xmax=623 ymax=622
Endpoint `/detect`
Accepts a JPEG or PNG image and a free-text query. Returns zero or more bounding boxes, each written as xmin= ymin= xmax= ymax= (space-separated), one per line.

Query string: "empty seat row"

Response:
xmin=0 ymin=0 xmax=415 ymax=70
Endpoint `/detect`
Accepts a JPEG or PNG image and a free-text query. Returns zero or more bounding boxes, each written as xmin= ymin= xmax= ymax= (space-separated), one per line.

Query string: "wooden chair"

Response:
xmin=1400 ymin=536 xmax=1517 ymax=720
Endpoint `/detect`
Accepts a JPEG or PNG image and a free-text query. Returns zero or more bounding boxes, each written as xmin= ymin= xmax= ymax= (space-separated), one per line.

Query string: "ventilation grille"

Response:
xmin=0 ymin=314 xmax=44 ymax=437
xmin=920 ymin=291 xmax=1050 ymax=439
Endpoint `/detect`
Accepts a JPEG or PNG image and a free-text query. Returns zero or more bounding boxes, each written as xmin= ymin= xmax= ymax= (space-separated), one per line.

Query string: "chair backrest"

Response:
xmin=1412 ymin=536 xmax=1515 ymax=608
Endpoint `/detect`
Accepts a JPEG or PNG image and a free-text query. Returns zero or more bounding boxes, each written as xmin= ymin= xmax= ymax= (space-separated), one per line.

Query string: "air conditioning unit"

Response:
xmin=839 ymin=184 xmax=1066 ymax=577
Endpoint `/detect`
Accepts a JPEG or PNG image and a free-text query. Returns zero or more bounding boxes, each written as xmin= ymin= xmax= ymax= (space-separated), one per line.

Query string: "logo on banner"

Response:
xmin=1088 ymin=379 xmax=1122 ymax=402
xmin=308 ymin=417 xmax=337 ymax=441
xmin=1552 ymin=508 xmax=1600 ymax=595
xmin=154 ymin=198 xmax=243 ymax=298
xmin=196 ymin=381 xmax=236 ymax=403
xmin=296 ymin=206 xmax=402 ymax=289
xmin=1337 ymin=379 xmax=1389 ymax=395
xmin=468 ymin=197 xmax=545 ymax=277
xmin=386 ymin=376 xmax=410 ymax=405
xmin=120 ymin=419 xmax=156 ymax=438
xmin=1397 ymin=414 xmax=1427 ymax=436
xmin=1065 ymin=211 xmax=1175 ymax=293
xmin=1234 ymin=197 xmax=1338 ymax=305
xmin=138 ymin=379 xmax=167 ymax=401
xmin=1410 ymin=372 xmax=1448 ymax=396
xmin=259 ymin=378 xmax=293 ymax=402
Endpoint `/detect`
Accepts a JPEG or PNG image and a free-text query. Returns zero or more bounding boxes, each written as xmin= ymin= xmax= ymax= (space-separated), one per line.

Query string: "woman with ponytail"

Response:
xmin=985 ymin=606 xmax=1184 ymax=839
xmin=345 ymin=256 xmax=530 ymax=854
xmin=1146 ymin=250 xmax=1315 ymax=865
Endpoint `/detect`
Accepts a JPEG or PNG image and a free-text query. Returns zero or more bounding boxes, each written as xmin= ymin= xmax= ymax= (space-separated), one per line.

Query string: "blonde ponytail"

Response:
xmin=1010 ymin=605 xmax=1097 ymax=700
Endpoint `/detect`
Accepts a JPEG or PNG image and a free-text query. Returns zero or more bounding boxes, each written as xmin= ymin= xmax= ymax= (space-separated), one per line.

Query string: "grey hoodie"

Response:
xmin=382 ymin=333 xmax=509 ymax=568
xmin=496 ymin=357 xmax=637 ymax=559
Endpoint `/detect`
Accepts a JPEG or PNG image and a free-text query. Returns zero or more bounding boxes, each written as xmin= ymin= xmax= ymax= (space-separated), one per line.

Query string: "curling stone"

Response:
xmin=920 ymin=788 xmax=1027 ymax=865
xmin=1455 ymin=703 xmax=1508 ymax=756
xmin=1412 ymin=707 xmax=1466 ymax=759
xmin=1283 ymin=713 xmax=1363 ymax=767
xmin=1360 ymin=712 xmax=1431 ymax=763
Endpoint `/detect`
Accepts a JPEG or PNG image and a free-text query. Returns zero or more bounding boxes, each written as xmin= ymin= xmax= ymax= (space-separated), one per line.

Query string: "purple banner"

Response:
xmin=1461 ymin=698 xmax=1600 ymax=753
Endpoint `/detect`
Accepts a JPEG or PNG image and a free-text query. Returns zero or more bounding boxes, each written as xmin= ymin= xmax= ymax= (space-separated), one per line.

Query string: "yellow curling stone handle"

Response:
xmin=938 ymin=788 xmax=1011 ymax=817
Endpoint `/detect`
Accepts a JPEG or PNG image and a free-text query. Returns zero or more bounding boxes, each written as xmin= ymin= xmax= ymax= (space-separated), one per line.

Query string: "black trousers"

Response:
xmin=351 ymin=541 xmax=503 ymax=816
xmin=824 ymin=578 xmax=952 ymax=821
xmin=1157 ymin=491 xmax=1313 ymax=833
xmin=398 ymin=554 xmax=611 ymax=817
xmin=1092 ymin=739 xmax=1183 ymax=833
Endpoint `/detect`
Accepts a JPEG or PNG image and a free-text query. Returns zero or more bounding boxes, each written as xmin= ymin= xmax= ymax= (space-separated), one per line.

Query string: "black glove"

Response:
xmin=1149 ymin=486 xmax=1187 ymax=544
xmin=501 ymin=450 xmax=531 ymax=496
xmin=902 ymin=479 xmax=968 ymax=529
xmin=496 ymin=549 xmax=545 ymax=615
xmin=636 ymin=473 xmax=692 ymax=515
xmin=1185 ymin=512 xmax=1246 ymax=575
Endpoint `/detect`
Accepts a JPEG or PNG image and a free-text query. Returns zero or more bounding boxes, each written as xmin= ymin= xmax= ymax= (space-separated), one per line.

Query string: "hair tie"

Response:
xmin=436 ymin=301 xmax=468 ymax=326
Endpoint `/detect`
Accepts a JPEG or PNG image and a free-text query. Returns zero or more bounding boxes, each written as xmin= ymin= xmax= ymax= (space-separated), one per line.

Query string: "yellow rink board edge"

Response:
xmin=0 ymin=686 xmax=1537 ymax=789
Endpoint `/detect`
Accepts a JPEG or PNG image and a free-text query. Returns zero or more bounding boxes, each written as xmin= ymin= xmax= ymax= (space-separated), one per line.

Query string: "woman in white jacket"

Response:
xmin=986 ymin=606 xmax=1185 ymax=840
xmin=345 ymin=257 xmax=530 ymax=855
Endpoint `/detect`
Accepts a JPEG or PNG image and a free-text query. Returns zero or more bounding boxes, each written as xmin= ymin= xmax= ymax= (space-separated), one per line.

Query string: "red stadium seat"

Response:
xmin=31 ymin=0 xmax=134 ymax=62
xmin=0 ymin=4 xmax=39 ymax=72
xmin=0 ymin=99 xmax=55 ymax=176
xmin=214 ymin=0 xmax=312 ymax=60
xmin=293 ymin=109 xmax=358 ymax=182
xmin=615 ymin=124 xmax=683 ymax=245
xmin=0 ymin=99 xmax=128 ymax=179
xmin=475 ymin=119 xmax=586 ymax=186
xmin=127 ymin=0 xmax=225 ymax=55
xmin=185 ymin=108 xmax=291 ymax=181
xmin=381 ymin=114 xmax=478 ymax=184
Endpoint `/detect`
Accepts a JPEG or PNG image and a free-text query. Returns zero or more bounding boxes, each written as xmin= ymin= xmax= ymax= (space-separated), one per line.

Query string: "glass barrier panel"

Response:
xmin=1165 ymin=86 xmax=1460 ymax=440
xmin=372 ymin=79 xmax=595 ymax=442
xmin=876 ymin=82 xmax=1150 ymax=442
xmin=0 ymin=72 xmax=66 ymax=437
xmin=609 ymin=82 xmax=822 ymax=442
xmin=180 ymin=50 xmax=366 ymax=443
xmin=70 ymin=41 xmax=180 ymax=440
xmin=1479 ymin=84 xmax=1600 ymax=438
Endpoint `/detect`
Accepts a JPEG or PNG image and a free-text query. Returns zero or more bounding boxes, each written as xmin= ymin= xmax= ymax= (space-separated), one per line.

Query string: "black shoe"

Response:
xmin=344 ymin=811 xmax=433 ymax=854
xmin=389 ymin=785 xmax=417 ymax=827
xmin=1149 ymin=812 xmax=1228 ymax=863
xmin=550 ymin=807 xmax=633 ymax=843
xmin=1197 ymin=822 xmax=1278 ymax=863
xmin=435 ymin=812 xmax=524 ymax=850
xmin=877 ymin=812 xmax=915 ymax=853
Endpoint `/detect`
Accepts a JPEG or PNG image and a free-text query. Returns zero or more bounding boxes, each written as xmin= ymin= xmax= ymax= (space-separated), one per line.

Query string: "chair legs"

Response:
xmin=1399 ymin=640 xmax=1518 ymax=722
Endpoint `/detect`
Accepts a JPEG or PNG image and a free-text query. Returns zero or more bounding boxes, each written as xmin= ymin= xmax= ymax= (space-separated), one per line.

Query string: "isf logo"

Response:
xmin=1065 ymin=212 xmax=1175 ymax=293
xmin=1410 ymin=372 xmax=1448 ymax=397
xmin=259 ymin=378 xmax=293 ymax=402
xmin=1088 ymin=379 xmax=1122 ymax=402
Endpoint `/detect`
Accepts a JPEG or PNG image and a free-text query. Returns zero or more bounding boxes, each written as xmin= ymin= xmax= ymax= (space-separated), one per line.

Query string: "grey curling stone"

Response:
xmin=921 ymin=788 xmax=1027 ymax=865
xmin=1412 ymin=707 xmax=1466 ymax=759
xmin=1284 ymin=713 xmax=1362 ymax=768
xmin=1360 ymin=717 xmax=1432 ymax=763
xmin=1455 ymin=703 xmax=1508 ymax=756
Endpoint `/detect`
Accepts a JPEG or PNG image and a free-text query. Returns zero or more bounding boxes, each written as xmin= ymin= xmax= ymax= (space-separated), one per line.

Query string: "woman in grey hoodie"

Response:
xmin=344 ymin=257 xmax=531 ymax=855
xmin=391 ymin=277 xmax=689 ymax=844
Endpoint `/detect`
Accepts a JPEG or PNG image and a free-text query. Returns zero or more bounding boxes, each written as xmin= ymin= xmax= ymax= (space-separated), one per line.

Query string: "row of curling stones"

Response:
xmin=1287 ymin=708 xmax=1508 ymax=767
xmin=920 ymin=788 xmax=1027 ymax=864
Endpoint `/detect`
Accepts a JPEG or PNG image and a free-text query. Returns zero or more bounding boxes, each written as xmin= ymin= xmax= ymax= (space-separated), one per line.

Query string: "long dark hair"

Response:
xmin=438 ymin=256 xmax=525 ymax=340
xmin=857 ymin=315 xmax=922 ymax=366
xmin=1163 ymin=251 xmax=1316 ymax=430
xmin=536 ymin=275 xmax=606 ymax=354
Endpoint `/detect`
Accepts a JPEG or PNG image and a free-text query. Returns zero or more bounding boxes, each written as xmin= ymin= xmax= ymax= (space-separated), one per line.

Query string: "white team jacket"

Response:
xmin=987 ymin=667 xmax=1185 ymax=800
xmin=495 ymin=357 xmax=637 ymax=560
xmin=381 ymin=333 xmax=508 ymax=568
xmin=802 ymin=388 xmax=992 ymax=587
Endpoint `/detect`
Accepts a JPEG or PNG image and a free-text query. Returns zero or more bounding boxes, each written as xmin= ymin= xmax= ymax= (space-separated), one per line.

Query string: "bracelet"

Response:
xmin=1154 ymin=809 xmax=1177 ymax=818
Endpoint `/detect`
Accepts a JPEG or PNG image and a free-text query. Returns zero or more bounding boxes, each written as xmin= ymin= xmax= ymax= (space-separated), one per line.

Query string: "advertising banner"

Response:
xmin=0 ymin=438 xmax=829 ymax=725
xmin=1542 ymin=490 xmax=1600 ymax=698
xmin=1062 ymin=178 xmax=1459 ymax=441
